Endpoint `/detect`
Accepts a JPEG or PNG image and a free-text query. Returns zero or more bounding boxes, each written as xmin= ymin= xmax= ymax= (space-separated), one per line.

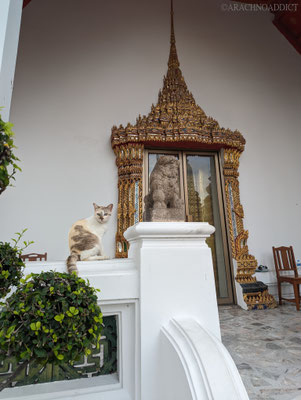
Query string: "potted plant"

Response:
xmin=0 ymin=271 xmax=103 ymax=391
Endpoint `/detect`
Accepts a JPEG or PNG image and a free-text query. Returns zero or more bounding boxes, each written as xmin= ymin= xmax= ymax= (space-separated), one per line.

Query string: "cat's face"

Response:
xmin=93 ymin=203 xmax=113 ymax=224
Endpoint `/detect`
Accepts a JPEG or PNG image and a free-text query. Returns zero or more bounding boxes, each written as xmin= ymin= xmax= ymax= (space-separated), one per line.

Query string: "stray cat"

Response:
xmin=66 ymin=203 xmax=113 ymax=274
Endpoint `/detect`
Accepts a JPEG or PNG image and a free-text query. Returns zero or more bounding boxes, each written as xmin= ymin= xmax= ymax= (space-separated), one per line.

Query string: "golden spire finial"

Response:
xmin=168 ymin=0 xmax=180 ymax=68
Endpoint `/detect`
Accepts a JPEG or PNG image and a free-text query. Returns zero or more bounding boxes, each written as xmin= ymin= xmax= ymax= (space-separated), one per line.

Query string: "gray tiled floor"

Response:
xmin=219 ymin=304 xmax=301 ymax=400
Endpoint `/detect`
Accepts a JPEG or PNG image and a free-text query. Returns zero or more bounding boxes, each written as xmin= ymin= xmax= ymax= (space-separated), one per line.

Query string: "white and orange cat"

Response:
xmin=66 ymin=203 xmax=113 ymax=274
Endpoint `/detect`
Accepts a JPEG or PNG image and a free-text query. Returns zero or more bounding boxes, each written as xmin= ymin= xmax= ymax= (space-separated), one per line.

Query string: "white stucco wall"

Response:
xmin=1 ymin=0 xmax=300 ymax=267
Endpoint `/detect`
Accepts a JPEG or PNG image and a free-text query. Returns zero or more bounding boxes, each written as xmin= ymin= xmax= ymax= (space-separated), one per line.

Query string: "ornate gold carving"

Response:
xmin=244 ymin=291 xmax=277 ymax=310
xmin=113 ymin=143 xmax=144 ymax=258
xmin=111 ymin=5 xmax=245 ymax=153
xmin=235 ymin=231 xmax=257 ymax=284
xmin=223 ymin=149 xmax=276 ymax=308
xmin=110 ymin=1 xmax=276 ymax=309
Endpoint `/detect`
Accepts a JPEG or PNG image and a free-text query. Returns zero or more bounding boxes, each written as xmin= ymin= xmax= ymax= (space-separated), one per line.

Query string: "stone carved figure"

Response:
xmin=144 ymin=155 xmax=185 ymax=221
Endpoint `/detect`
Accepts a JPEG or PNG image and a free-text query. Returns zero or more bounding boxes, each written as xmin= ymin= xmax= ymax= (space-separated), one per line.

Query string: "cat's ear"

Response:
xmin=107 ymin=204 xmax=113 ymax=212
xmin=93 ymin=203 xmax=99 ymax=210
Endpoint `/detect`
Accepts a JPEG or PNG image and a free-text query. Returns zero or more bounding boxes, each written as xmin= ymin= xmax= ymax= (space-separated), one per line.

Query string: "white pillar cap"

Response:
xmin=124 ymin=222 xmax=215 ymax=241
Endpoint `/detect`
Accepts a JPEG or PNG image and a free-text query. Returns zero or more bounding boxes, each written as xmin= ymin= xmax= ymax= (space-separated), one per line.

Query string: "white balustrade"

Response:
xmin=1 ymin=222 xmax=249 ymax=400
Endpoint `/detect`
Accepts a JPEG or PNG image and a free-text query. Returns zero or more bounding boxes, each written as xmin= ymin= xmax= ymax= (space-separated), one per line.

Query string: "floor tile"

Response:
xmin=219 ymin=304 xmax=301 ymax=400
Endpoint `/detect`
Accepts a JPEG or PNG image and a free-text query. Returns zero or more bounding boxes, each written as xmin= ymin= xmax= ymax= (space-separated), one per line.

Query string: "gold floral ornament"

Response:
xmin=111 ymin=0 xmax=276 ymax=309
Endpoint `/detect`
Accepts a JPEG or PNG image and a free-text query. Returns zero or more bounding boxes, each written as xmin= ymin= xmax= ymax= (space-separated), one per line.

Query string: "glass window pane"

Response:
xmin=186 ymin=155 xmax=229 ymax=299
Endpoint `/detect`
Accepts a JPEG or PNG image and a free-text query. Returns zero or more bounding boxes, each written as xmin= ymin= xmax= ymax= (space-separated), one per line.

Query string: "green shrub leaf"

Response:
xmin=0 ymin=271 xmax=103 ymax=367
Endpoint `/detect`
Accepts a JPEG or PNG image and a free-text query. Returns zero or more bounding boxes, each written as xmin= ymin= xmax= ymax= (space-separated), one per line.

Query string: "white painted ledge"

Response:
xmin=161 ymin=318 xmax=249 ymax=400
xmin=23 ymin=259 xmax=134 ymax=273
xmin=124 ymin=221 xmax=215 ymax=240
xmin=0 ymin=374 xmax=131 ymax=400
xmin=22 ymin=259 xmax=138 ymax=302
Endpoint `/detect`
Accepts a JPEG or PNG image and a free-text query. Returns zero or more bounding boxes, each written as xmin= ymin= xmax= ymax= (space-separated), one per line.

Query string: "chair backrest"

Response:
xmin=272 ymin=246 xmax=298 ymax=278
xmin=20 ymin=252 xmax=47 ymax=262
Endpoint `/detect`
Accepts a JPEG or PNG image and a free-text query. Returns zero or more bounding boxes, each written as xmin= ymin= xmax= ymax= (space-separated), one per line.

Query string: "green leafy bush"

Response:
xmin=0 ymin=112 xmax=21 ymax=195
xmin=0 ymin=271 xmax=103 ymax=392
xmin=0 ymin=230 xmax=32 ymax=299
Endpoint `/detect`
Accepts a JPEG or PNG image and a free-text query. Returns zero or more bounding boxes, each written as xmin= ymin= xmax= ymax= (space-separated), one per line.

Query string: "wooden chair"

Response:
xmin=20 ymin=252 xmax=47 ymax=262
xmin=272 ymin=246 xmax=301 ymax=311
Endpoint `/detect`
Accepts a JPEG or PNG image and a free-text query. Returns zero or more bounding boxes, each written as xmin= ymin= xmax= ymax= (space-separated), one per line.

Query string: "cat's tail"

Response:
xmin=66 ymin=252 xmax=80 ymax=274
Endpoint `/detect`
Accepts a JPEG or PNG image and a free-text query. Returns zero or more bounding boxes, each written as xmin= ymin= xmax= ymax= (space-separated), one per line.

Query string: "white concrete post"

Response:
xmin=0 ymin=0 xmax=22 ymax=121
xmin=124 ymin=222 xmax=220 ymax=400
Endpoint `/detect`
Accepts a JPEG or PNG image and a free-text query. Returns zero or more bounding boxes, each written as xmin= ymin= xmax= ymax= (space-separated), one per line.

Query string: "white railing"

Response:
xmin=1 ymin=222 xmax=249 ymax=400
